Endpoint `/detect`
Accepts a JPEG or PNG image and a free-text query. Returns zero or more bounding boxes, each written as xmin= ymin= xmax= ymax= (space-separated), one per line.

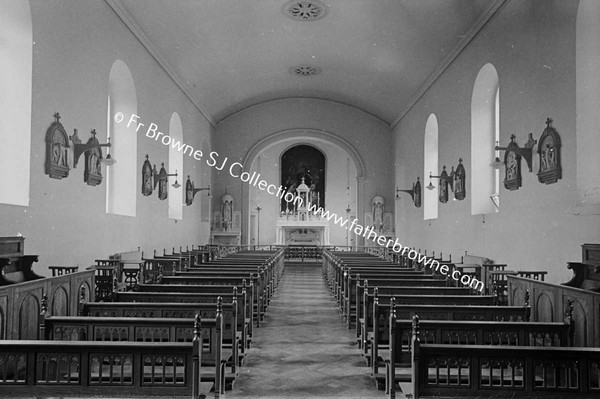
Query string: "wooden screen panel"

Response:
xmin=18 ymin=293 xmax=39 ymax=340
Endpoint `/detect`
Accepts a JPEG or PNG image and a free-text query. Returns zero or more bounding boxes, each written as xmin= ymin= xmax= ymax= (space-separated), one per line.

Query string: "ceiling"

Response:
xmin=113 ymin=0 xmax=503 ymax=126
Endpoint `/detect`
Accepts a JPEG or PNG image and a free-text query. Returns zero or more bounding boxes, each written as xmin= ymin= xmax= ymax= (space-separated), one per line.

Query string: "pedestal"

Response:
xmin=211 ymin=231 xmax=241 ymax=246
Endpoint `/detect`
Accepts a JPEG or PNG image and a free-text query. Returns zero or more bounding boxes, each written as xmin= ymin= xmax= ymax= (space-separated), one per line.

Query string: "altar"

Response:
xmin=275 ymin=218 xmax=330 ymax=245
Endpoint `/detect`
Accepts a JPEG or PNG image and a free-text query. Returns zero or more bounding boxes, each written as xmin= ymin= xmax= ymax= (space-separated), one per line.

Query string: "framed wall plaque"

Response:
xmin=438 ymin=166 xmax=451 ymax=203
xmin=83 ymin=130 xmax=103 ymax=186
xmin=141 ymin=155 xmax=153 ymax=196
xmin=503 ymin=135 xmax=522 ymax=191
xmin=185 ymin=176 xmax=194 ymax=206
xmin=537 ymin=118 xmax=562 ymax=185
xmin=454 ymin=159 xmax=466 ymax=201
xmin=413 ymin=178 xmax=422 ymax=208
xmin=45 ymin=113 xmax=70 ymax=179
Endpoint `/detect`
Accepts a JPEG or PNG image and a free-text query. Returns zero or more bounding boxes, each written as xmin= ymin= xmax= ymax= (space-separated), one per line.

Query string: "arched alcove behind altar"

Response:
xmin=280 ymin=145 xmax=326 ymax=212
xmin=243 ymin=130 xmax=364 ymax=246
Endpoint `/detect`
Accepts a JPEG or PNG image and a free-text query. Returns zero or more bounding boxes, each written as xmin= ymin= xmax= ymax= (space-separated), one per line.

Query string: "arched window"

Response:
xmin=168 ymin=113 xmax=183 ymax=220
xmin=424 ymin=114 xmax=439 ymax=220
xmin=471 ymin=63 xmax=500 ymax=215
xmin=0 ymin=0 xmax=32 ymax=206
xmin=576 ymin=0 xmax=600 ymax=209
xmin=106 ymin=60 xmax=137 ymax=216
xmin=280 ymin=145 xmax=326 ymax=212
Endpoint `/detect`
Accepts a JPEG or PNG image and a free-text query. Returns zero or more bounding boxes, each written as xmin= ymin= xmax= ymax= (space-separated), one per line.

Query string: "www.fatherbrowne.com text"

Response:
xmin=115 ymin=111 xmax=484 ymax=292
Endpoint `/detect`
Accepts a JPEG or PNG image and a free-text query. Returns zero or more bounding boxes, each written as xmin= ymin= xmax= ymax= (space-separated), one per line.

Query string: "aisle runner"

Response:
xmin=227 ymin=263 xmax=388 ymax=398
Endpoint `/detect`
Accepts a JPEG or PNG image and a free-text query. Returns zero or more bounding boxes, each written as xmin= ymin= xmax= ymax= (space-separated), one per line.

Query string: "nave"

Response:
xmin=2 ymin=241 xmax=600 ymax=398
xmin=227 ymin=262 xmax=385 ymax=398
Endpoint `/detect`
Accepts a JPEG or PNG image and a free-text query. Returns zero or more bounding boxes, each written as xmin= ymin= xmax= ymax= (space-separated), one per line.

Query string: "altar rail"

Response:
xmin=0 ymin=270 xmax=95 ymax=340
xmin=508 ymin=275 xmax=600 ymax=347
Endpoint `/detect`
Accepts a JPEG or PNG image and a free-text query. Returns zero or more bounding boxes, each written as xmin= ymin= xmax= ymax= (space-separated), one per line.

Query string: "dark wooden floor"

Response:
xmin=227 ymin=262 xmax=390 ymax=398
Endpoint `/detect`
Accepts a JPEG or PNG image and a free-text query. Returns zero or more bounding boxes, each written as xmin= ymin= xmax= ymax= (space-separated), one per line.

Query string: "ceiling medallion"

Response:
xmin=289 ymin=64 xmax=322 ymax=76
xmin=282 ymin=1 xmax=328 ymax=21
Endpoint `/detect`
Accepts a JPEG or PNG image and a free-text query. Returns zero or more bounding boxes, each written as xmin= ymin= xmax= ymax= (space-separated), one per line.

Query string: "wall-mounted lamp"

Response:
xmin=490 ymin=141 xmax=503 ymax=169
xmin=396 ymin=177 xmax=422 ymax=208
xmin=490 ymin=193 xmax=500 ymax=210
xmin=153 ymin=163 xmax=180 ymax=189
xmin=396 ymin=177 xmax=419 ymax=200
xmin=70 ymin=129 xmax=114 ymax=168
xmin=185 ymin=175 xmax=210 ymax=205
xmin=427 ymin=166 xmax=455 ymax=191
xmin=494 ymin=133 xmax=537 ymax=172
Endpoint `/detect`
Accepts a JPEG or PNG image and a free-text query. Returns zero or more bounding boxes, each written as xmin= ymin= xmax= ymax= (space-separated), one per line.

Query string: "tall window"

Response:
xmin=471 ymin=63 xmax=500 ymax=215
xmin=0 ymin=0 xmax=32 ymax=206
xmin=576 ymin=0 xmax=600 ymax=208
xmin=168 ymin=113 xmax=183 ymax=220
xmin=423 ymin=114 xmax=439 ymax=220
xmin=106 ymin=60 xmax=137 ymax=216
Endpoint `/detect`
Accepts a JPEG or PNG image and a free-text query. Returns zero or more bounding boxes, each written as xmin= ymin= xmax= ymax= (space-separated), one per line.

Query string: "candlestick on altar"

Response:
xmin=317 ymin=192 xmax=320 ymax=208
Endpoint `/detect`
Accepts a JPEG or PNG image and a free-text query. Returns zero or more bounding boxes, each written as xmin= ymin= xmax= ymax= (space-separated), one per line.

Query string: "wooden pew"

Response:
xmin=41 ymin=298 xmax=229 ymax=397
xmin=136 ymin=283 xmax=254 ymax=343
xmin=106 ymin=291 xmax=245 ymax=360
xmin=0 ymin=317 xmax=212 ymax=398
xmin=342 ymin=271 xmax=447 ymax=328
xmin=361 ymin=287 xmax=498 ymax=348
xmin=340 ymin=269 xmax=430 ymax=321
xmin=365 ymin=289 xmax=498 ymax=372
xmin=353 ymin=279 xmax=472 ymax=335
xmin=166 ymin=273 xmax=266 ymax=325
xmin=411 ymin=342 xmax=600 ymax=398
xmin=387 ymin=306 xmax=574 ymax=397
xmin=80 ymin=291 xmax=244 ymax=372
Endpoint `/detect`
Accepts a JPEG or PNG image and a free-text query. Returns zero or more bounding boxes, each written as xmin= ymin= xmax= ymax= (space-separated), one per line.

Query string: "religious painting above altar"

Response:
xmin=280 ymin=145 xmax=325 ymax=212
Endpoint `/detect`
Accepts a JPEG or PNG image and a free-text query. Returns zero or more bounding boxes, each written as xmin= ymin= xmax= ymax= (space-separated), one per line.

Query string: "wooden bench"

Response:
xmin=41 ymin=298 xmax=229 ymax=396
xmin=387 ymin=308 xmax=574 ymax=397
xmin=364 ymin=290 xmax=498 ymax=371
xmin=0 ymin=318 xmax=213 ymax=397
xmin=166 ymin=274 xmax=266 ymax=325
xmin=80 ymin=290 xmax=244 ymax=369
xmin=344 ymin=273 xmax=451 ymax=328
xmin=353 ymin=280 xmax=473 ymax=334
xmin=135 ymin=284 xmax=253 ymax=348
xmin=411 ymin=343 xmax=600 ymax=398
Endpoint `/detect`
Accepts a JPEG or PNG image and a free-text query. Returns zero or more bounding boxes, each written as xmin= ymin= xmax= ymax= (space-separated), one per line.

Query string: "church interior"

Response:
xmin=1 ymin=0 xmax=600 ymax=398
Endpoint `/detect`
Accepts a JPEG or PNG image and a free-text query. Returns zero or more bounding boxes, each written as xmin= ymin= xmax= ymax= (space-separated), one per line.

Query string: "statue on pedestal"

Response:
xmin=372 ymin=193 xmax=385 ymax=233
xmin=221 ymin=192 xmax=234 ymax=232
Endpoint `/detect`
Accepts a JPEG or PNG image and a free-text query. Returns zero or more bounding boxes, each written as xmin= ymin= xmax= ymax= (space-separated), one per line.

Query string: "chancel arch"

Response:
xmin=242 ymin=129 xmax=365 ymax=246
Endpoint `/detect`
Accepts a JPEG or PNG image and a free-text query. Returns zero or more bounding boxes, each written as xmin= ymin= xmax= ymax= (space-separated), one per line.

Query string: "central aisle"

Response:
xmin=227 ymin=262 xmax=388 ymax=398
